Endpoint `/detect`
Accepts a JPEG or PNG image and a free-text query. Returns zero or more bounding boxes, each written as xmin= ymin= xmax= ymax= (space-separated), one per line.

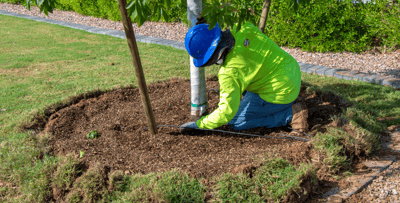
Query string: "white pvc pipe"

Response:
xmin=187 ymin=0 xmax=207 ymax=119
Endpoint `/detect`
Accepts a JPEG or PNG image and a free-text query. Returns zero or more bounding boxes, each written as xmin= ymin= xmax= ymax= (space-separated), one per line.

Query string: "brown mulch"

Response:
xmin=26 ymin=78 xmax=349 ymax=180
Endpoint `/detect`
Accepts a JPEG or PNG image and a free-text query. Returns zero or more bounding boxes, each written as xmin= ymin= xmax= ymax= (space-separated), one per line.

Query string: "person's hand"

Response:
xmin=180 ymin=121 xmax=198 ymax=133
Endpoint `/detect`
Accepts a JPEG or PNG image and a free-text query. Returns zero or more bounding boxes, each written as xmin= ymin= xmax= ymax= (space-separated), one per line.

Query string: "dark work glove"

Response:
xmin=196 ymin=16 xmax=208 ymax=25
xmin=180 ymin=121 xmax=198 ymax=133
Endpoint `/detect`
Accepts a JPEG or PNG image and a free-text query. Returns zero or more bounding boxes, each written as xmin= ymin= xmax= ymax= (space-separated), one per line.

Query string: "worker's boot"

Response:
xmin=290 ymin=102 xmax=309 ymax=133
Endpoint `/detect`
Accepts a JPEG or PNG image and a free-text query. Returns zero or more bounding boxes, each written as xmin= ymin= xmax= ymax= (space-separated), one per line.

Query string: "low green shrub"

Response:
xmin=266 ymin=0 xmax=399 ymax=53
xmin=362 ymin=0 xmax=400 ymax=52
xmin=56 ymin=0 xmax=105 ymax=19
xmin=57 ymin=0 xmax=122 ymax=21
xmin=0 ymin=0 xmax=21 ymax=4
xmin=97 ymin=0 xmax=121 ymax=21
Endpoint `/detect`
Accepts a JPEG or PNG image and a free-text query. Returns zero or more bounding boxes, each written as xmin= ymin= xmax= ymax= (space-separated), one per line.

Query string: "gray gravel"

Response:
xmin=350 ymin=127 xmax=400 ymax=203
xmin=1 ymin=2 xmax=399 ymax=79
xmin=364 ymin=162 xmax=400 ymax=202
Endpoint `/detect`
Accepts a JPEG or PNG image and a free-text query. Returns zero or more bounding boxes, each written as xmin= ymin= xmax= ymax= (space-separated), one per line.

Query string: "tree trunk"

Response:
xmin=117 ymin=0 xmax=157 ymax=134
xmin=259 ymin=0 xmax=272 ymax=34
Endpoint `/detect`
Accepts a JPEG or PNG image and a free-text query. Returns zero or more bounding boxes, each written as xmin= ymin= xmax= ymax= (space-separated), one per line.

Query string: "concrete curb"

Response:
xmin=1 ymin=9 xmax=399 ymax=90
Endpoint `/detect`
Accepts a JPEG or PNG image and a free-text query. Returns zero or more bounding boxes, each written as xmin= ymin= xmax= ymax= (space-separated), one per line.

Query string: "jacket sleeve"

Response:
xmin=196 ymin=68 xmax=244 ymax=129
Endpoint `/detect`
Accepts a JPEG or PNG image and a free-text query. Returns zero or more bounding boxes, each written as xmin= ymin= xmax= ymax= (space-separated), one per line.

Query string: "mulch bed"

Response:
xmin=28 ymin=78 xmax=349 ymax=180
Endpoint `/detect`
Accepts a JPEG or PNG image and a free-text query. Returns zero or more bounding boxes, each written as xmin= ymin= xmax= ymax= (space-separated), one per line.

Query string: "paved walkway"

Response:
xmin=1 ymin=9 xmax=399 ymax=90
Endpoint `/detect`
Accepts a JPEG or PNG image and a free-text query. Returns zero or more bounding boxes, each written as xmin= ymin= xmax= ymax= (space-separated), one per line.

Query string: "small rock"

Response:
xmin=124 ymin=170 xmax=130 ymax=175
xmin=111 ymin=62 xmax=115 ymax=65
xmin=393 ymin=189 xmax=398 ymax=195
xmin=0 ymin=109 xmax=6 ymax=111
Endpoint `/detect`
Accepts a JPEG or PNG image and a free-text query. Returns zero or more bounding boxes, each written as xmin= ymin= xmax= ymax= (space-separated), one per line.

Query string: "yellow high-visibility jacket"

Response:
xmin=197 ymin=22 xmax=301 ymax=129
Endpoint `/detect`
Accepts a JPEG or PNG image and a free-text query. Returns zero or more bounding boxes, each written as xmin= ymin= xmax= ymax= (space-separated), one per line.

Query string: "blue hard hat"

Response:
xmin=185 ymin=23 xmax=221 ymax=67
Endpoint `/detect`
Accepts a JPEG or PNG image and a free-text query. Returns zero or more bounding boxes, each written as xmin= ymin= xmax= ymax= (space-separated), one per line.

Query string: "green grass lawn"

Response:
xmin=1 ymin=14 xmax=399 ymax=202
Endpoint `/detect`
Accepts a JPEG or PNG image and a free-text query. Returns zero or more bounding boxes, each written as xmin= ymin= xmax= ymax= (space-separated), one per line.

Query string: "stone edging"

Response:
xmin=1 ymin=9 xmax=399 ymax=90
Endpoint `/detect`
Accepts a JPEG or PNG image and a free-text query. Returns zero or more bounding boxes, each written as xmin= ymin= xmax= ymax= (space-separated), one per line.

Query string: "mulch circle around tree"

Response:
xmin=26 ymin=77 xmax=351 ymax=201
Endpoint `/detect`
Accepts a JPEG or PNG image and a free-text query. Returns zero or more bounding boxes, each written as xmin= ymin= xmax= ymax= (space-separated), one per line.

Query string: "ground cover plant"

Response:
xmin=1 ymin=14 xmax=400 ymax=202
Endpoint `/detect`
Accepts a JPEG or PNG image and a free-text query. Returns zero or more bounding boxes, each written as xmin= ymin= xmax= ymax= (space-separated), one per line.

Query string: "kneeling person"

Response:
xmin=181 ymin=21 xmax=308 ymax=133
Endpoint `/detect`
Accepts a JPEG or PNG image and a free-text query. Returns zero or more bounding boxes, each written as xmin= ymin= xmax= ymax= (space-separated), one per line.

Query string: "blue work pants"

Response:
xmin=228 ymin=91 xmax=294 ymax=131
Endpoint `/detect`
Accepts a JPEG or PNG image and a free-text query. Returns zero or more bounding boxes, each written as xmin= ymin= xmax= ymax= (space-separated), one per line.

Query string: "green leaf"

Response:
xmin=127 ymin=0 xmax=137 ymax=18
xmin=202 ymin=4 xmax=213 ymax=18
xmin=44 ymin=0 xmax=53 ymax=14
xmin=154 ymin=4 xmax=161 ymax=22
xmin=79 ymin=150 xmax=84 ymax=158
xmin=135 ymin=0 xmax=145 ymax=26
xmin=126 ymin=0 xmax=135 ymax=10
xmin=137 ymin=13 xmax=145 ymax=27
xmin=161 ymin=7 xmax=169 ymax=23
xmin=223 ymin=7 xmax=232 ymax=27
xmin=26 ymin=0 xmax=31 ymax=10
xmin=294 ymin=2 xmax=299 ymax=12
xmin=218 ymin=12 xmax=224 ymax=30
xmin=35 ymin=0 xmax=44 ymax=6
xmin=180 ymin=0 xmax=187 ymax=8
xmin=130 ymin=3 xmax=138 ymax=19
xmin=208 ymin=17 xmax=218 ymax=31
xmin=86 ymin=130 xmax=99 ymax=139
xmin=165 ymin=0 xmax=171 ymax=9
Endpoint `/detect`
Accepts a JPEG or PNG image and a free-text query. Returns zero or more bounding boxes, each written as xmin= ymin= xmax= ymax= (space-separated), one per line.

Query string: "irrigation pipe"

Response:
xmin=142 ymin=125 xmax=311 ymax=142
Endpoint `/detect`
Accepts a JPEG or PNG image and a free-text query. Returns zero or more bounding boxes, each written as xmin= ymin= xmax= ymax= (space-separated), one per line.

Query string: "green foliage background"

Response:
xmin=266 ymin=0 xmax=400 ymax=53
xmin=1 ymin=0 xmax=399 ymax=53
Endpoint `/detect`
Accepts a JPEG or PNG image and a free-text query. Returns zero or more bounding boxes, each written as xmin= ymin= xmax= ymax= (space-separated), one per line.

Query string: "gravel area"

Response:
xmin=346 ymin=125 xmax=400 ymax=203
xmin=361 ymin=161 xmax=400 ymax=202
xmin=1 ymin=2 xmax=399 ymax=79
xmin=347 ymin=160 xmax=400 ymax=203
